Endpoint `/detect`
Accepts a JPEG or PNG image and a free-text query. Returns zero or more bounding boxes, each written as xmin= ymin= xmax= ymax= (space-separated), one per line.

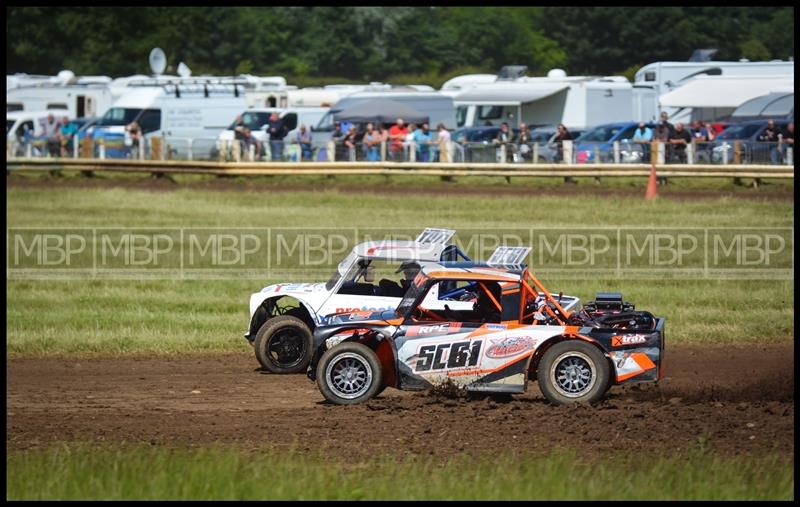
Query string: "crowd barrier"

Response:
xmin=7 ymin=136 xmax=795 ymax=167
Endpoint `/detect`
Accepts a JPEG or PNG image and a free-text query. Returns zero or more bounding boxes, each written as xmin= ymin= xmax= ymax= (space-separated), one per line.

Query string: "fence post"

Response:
xmin=162 ymin=135 xmax=168 ymax=160
xmin=687 ymin=141 xmax=694 ymax=165
xmin=409 ymin=142 xmax=417 ymax=162
xmin=73 ymin=137 xmax=79 ymax=158
xmin=139 ymin=137 xmax=145 ymax=160
xmin=380 ymin=140 xmax=387 ymax=162
xmin=248 ymin=143 xmax=255 ymax=162
xmin=98 ymin=141 xmax=105 ymax=160
xmin=650 ymin=141 xmax=657 ymax=164
xmin=532 ymin=142 xmax=539 ymax=163
xmin=656 ymin=142 xmax=665 ymax=165
xmin=187 ymin=138 xmax=193 ymax=161
xmin=594 ymin=145 xmax=600 ymax=164
xmin=327 ymin=141 xmax=335 ymax=162
xmin=733 ymin=141 xmax=742 ymax=164
xmin=499 ymin=144 xmax=506 ymax=164
xmin=613 ymin=141 xmax=620 ymax=164
xmin=562 ymin=140 xmax=573 ymax=165
xmin=721 ymin=144 xmax=729 ymax=165
xmin=787 ymin=147 xmax=793 ymax=166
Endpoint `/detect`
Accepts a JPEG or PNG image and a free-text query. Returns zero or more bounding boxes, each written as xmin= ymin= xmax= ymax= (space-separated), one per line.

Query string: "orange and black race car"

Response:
xmin=308 ymin=255 xmax=665 ymax=405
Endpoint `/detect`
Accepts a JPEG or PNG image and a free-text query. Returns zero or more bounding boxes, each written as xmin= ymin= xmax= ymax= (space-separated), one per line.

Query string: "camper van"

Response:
xmin=215 ymin=106 xmax=330 ymax=159
xmin=633 ymin=59 xmax=795 ymax=123
xmin=6 ymin=109 xmax=75 ymax=156
xmin=6 ymin=70 xmax=115 ymax=117
xmin=313 ymin=90 xmax=457 ymax=132
xmin=451 ymin=70 xmax=633 ymax=130
xmin=91 ymin=79 xmax=247 ymax=159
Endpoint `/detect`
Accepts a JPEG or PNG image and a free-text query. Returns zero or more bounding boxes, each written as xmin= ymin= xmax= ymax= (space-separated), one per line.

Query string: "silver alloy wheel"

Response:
xmin=325 ymin=352 xmax=373 ymax=400
xmin=550 ymin=350 xmax=596 ymax=398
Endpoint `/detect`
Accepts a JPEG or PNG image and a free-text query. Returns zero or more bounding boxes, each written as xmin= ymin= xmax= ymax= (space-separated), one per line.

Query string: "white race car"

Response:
xmin=246 ymin=228 xmax=477 ymax=373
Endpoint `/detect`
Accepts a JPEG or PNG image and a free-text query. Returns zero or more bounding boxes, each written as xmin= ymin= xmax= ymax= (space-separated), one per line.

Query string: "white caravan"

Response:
xmin=632 ymin=59 xmax=795 ymax=123
xmin=6 ymin=70 xmax=115 ymax=117
xmin=451 ymin=69 xmax=633 ymax=130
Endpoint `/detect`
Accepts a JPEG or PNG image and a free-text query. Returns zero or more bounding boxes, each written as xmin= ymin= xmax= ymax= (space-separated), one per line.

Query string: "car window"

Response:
xmin=617 ymin=125 xmax=638 ymax=141
xmin=137 ymin=109 xmax=162 ymax=134
xmin=455 ymin=106 xmax=467 ymax=128
xmin=7 ymin=120 xmax=16 ymax=135
xmin=579 ymin=125 xmax=621 ymax=143
xmin=716 ymin=123 xmax=763 ymax=140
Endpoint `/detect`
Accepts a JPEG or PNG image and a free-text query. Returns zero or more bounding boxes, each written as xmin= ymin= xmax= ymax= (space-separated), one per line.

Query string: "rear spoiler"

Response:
xmin=487 ymin=246 xmax=531 ymax=267
xmin=415 ymin=228 xmax=456 ymax=245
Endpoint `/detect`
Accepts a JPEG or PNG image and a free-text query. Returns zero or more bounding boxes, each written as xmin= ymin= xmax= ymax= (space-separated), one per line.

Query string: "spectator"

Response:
xmin=58 ymin=116 xmax=79 ymax=157
xmin=331 ymin=121 xmax=346 ymax=161
xmin=493 ymin=122 xmax=513 ymax=162
xmin=632 ymin=122 xmax=653 ymax=162
xmin=295 ymin=124 xmax=313 ymax=161
xmin=779 ymin=122 xmax=793 ymax=165
xmin=266 ymin=112 xmax=287 ymax=161
xmin=362 ymin=122 xmax=381 ymax=162
xmin=388 ymin=118 xmax=407 ymax=161
xmin=654 ymin=111 xmax=674 ymax=163
xmin=436 ymin=123 xmax=451 ymax=163
xmin=405 ymin=123 xmax=417 ymax=160
xmin=758 ymin=119 xmax=781 ymax=165
xmin=125 ymin=121 xmax=142 ymax=158
xmin=242 ymin=127 xmax=261 ymax=160
xmin=668 ymin=122 xmax=692 ymax=164
xmin=339 ymin=119 xmax=353 ymax=136
xmin=514 ymin=122 xmax=532 ymax=162
xmin=232 ymin=114 xmax=247 ymax=160
xmin=691 ymin=120 xmax=714 ymax=162
xmin=343 ymin=126 xmax=360 ymax=161
xmin=553 ymin=124 xmax=575 ymax=183
xmin=413 ymin=122 xmax=433 ymax=162
xmin=41 ymin=113 xmax=61 ymax=157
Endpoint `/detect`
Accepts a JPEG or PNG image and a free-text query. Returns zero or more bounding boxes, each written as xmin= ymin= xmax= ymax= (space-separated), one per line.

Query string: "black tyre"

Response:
xmin=253 ymin=315 xmax=313 ymax=374
xmin=537 ymin=340 xmax=610 ymax=405
xmin=316 ymin=342 xmax=382 ymax=405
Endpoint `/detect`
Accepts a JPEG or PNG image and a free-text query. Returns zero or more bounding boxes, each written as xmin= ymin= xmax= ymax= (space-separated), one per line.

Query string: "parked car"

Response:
xmin=525 ymin=126 xmax=587 ymax=163
xmin=710 ymin=119 xmax=790 ymax=164
xmin=573 ymin=122 xmax=663 ymax=164
xmin=309 ymin=253 xmax=664 ymax=406
xmin=451 ymin=125 xmax=519 ymax=162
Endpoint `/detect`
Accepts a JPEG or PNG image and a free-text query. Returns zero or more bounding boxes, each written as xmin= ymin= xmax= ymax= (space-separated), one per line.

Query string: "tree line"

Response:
xmin=6 ymin=6 xmax=794 ymax=87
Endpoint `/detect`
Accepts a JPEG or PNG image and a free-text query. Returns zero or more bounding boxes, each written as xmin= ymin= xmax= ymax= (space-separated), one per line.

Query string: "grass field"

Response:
xmin=6 ymin=178 xmax=793 ymax=356
xmin=6 ymin=445 xmax=794 ymax=500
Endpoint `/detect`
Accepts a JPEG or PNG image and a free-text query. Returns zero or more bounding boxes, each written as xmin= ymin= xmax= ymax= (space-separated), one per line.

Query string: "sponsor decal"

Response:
xmin=336 ymin=306 xmax=391 ymax=313
xmin=413 ymin=340 xmax=482 ymax=372
xmin=611 ymin=334 xmax=649 ymax=347
xmin=347 ymin=311 xmax=375 ymax=320
xmin=484 ymin=323 xmax=508 ymax=331
xmin=485 ymin=336 xmax=536 ymax=358
xmin=406 ymin=322 xmax=462 ymax=337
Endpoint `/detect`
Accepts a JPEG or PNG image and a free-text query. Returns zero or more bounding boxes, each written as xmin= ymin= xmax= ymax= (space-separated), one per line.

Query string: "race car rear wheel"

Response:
xmin=254 ymin=315 xmax=313 ymax=374
xmin=317 ymin=342 xmax=382 ymax=405
xmin=537 ymin=340 xmax=610 ymax=405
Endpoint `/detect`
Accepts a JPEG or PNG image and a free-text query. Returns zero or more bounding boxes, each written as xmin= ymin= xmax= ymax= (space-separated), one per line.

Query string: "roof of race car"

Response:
xmin=352 ymin=240 xmax=446 ymax=262
xmin=418 ymin=261 xmax=524 ymax=281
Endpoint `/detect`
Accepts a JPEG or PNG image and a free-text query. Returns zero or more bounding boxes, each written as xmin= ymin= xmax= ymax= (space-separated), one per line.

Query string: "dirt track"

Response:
xmin=6 ymin=173 xmax=794 ymax=202
xmin=6 ymin=344 xmax=794 ymax=459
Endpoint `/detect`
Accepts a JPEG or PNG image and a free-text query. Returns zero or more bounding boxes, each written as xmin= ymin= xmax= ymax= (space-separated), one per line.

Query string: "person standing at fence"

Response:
xmin=668 ymin=122 xmax=691 ymax=164
xmin=58 ymin=116 xmax=79 ymax=158
xmin=388 ymin=118 xmax=407 ymax=162
xmin=493 ymin=122 xmax=513 ymax=163
xmin=413 ymin=122 xmax=433 ymax=162
xmin=654 ymin=112 xmax=674 ymax=164
xmin=363 ymin=123 xmax=381 ymax=162
xmin=40 ymin=113 xmax=61 ymax=157
xmin=759 ymin=119 xmax=782 ymax=165
xmin=266 ymin=112 xmax=287 ymax=161
xmin=436 ymin=123 xmax=451 ymax=163
xmin=779 ymin=122 xmax=793 ymax=165
xmin=232 ymin=114 xmax=247 ymax=160
xmin=331 ymin=121 xmax=347 ymax=161
xmin=343 ymin=126 xmax=360 ymax=161
xmin=125 ymin=121 xmax=142 ymax=159
xmin=295 ymin=124 xmax=313 ymax=161
xmin=553 ymin=124 xmax=575 ymax=184
xmin=514 ymin=123 xmax=532 ymax=162
xmin=632 ymin=122 xmax=652 ymax=162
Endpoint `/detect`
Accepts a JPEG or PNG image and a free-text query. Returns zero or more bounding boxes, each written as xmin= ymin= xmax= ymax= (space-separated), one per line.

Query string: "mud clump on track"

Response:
xmin=6 ymin=344 xmax=794 ymax=460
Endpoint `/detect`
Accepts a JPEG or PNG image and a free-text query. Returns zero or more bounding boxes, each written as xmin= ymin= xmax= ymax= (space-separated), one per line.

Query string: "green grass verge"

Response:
xmin=6 ymin=445 xmax=793 ymax=500
xmin=6 ymin=183 xmax=794 ymax=357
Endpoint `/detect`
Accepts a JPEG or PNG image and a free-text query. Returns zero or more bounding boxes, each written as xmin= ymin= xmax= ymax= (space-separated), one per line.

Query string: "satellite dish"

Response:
xmin=177 ymin=62 xmax=192 ymax=78
xmin=149 ymin=48 xmax=167 ymax=76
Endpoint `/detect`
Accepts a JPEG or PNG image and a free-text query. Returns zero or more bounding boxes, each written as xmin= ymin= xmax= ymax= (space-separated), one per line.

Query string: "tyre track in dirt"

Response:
xmin=6 ymin=343 xmax=794 ymax=460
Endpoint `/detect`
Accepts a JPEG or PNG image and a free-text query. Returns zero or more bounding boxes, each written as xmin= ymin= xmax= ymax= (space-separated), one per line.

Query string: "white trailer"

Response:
xmin=632 ymin=59 xmax=794 ymax=123
xmin=6 ymin=70 xmax=115 ymax=117
xmin=451 ymin=70 xmax=633 ymax=130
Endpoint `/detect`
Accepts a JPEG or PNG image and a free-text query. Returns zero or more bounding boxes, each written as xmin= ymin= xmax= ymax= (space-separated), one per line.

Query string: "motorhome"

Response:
xmin=313 ymin=89 xmax=457 ymax=131
xmin=632 ymin=59 xmax=794 ymax=123
xmin=450 ymin=69 xmax=633 ymax=130
xmin=6 ymin=70 xmax=115 ymax=117
xmin=91 ymin=78 xmax=248 ymax=158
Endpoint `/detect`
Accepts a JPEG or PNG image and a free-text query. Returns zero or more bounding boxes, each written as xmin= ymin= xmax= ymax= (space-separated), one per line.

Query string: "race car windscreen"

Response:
xmin=325 ymin=251 xmax=358 ymax=291
xmin=395 ymin=273 xmax=428 ymax=318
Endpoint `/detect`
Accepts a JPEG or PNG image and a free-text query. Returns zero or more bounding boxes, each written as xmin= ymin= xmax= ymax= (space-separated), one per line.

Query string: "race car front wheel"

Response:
xmin=254 ymin=316 xmax=313 ymax=374
xmin=317 ymin=342 xmax=383 ymax=405
xmin=537 ymin=340 xmax=610 ymax=405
